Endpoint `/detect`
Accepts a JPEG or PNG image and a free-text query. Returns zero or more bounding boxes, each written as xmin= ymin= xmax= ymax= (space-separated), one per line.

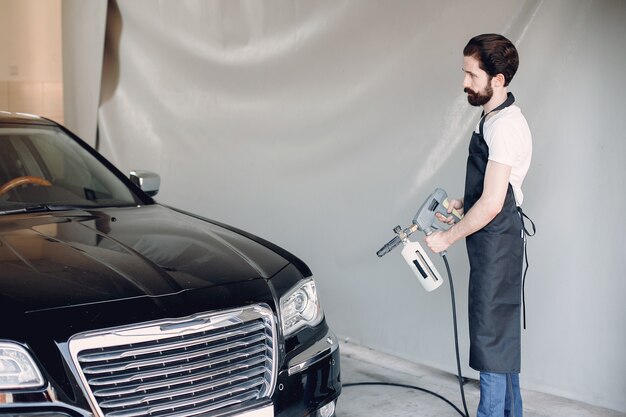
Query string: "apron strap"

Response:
xmin=517 ymin=206 xmax=536 ymax=330
xmin=519 ymin=208 xmax=536 ymax=236
xmin=479 ymin=92 xmax=516 ymax=137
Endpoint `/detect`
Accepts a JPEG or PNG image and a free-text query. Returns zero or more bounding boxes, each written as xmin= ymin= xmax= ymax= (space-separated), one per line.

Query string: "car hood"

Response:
xmin=0 ymin=204 xmax=289 ymax=314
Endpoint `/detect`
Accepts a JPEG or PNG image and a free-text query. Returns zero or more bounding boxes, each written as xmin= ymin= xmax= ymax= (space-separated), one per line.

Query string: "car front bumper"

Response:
xmin=0 ymin=329 xmax=341 ymax=417
xmin=273 ymin=329 xmax=341 ymax=417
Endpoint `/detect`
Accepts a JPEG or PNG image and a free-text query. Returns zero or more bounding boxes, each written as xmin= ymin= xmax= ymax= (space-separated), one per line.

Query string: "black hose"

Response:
xmin=342 ymin=254 xmax=470 ymax=417
xmin=342 ymin=381 xmax=467 ymax=416
xmin=443 ymin=253 xmax=470 ymax=417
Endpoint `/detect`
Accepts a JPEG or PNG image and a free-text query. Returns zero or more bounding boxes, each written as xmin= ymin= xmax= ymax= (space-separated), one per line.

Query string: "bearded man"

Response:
xmin=425 ymin=33 xmax=533 ymax=417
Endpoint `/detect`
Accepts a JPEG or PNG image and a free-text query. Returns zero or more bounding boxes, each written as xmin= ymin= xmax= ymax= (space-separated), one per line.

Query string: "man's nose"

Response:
xmin=462 ymin=75 xmax=471 ymax=89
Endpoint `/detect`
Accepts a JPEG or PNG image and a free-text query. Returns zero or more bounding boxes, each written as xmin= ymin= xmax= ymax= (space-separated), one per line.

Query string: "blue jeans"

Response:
xmin=477 ymin=372 xmax=523 ymax=417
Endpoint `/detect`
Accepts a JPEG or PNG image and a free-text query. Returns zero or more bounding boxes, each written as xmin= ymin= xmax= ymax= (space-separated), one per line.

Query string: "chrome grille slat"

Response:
xmin=81 ymin=333 xmax=268 ymax=375
xmin=89 ymin=346 xmax=265 ymax=392
xmin=93 ymin=357 xmax=268 ymax=398
xmin=108 ymin=391 xmax=260 ymax=417
xmin=68 ymin=305 xmax=277 ymax=417
xmin=99 ymin=371 xmax=267 ymax=408
xmin=78 ymin=321 xmax=267 ymax=363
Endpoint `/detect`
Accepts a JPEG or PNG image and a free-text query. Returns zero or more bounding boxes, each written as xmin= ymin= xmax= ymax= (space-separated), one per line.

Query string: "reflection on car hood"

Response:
xmin=0 ymin=205 xmax=289 ymax=313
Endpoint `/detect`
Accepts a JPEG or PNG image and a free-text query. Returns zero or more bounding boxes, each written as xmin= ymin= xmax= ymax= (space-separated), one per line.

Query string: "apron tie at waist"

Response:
xmin=517 ymin=206 xmax=536 ymax=330
xmin=518 ymin=207 xmax=536 ymax=237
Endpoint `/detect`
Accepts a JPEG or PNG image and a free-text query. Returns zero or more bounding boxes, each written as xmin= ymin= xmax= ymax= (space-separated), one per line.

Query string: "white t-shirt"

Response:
xmin=477 ymin=105 xmax=532 ymax=205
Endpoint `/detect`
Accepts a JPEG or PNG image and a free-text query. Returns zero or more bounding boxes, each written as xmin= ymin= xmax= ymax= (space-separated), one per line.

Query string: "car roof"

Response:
xmin=0 ymin=111 xmax=57 ymax=126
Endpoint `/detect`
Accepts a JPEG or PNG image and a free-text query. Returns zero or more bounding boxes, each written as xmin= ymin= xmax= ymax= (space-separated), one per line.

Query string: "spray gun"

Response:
xmin=376 ymin=188 xmax=463 ymax=292
xmin=376 ymin=188 xmax=471 ymax=417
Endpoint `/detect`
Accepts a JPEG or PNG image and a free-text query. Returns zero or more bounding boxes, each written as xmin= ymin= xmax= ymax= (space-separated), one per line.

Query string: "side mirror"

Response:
xmin=129 ymin=170 xmax=160 ymax=197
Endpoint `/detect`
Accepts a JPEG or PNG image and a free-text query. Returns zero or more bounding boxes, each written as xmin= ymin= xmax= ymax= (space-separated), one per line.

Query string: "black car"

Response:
xmin=0 ymin=112 xmax=340 ymax=417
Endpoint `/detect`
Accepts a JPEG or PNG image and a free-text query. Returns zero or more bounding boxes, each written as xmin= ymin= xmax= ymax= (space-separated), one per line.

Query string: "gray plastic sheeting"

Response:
xmin=93 ymin=1 xmax=626 ymax=412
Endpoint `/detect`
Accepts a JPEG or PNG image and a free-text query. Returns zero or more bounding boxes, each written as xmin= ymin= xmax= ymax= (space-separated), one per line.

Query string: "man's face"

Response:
xmin=462 ymin=55 xmax=493 ymax=107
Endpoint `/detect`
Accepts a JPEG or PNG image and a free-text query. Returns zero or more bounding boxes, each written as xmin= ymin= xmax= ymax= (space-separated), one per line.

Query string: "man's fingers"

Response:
xmin=435 ymin=212 xmax=455 ymax=225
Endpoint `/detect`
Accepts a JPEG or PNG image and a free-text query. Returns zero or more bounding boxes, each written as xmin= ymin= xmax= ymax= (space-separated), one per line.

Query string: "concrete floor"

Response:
xmin=335 ymin=341 xmax=625 ymax=417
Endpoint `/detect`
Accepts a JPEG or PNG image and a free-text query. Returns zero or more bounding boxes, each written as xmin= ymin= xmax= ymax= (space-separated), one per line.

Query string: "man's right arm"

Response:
xmin=425 ymin=160 xmax=511 ymax=253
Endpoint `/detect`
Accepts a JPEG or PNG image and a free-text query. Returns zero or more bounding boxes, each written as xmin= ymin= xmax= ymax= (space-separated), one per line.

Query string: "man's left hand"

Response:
xmin=424 ymin=230 xmax=452 ymax=254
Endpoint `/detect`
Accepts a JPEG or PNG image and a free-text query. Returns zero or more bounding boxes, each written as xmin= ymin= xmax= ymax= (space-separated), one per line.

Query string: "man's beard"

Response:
xmin=464 ymin=83 xmax=493 ymax=107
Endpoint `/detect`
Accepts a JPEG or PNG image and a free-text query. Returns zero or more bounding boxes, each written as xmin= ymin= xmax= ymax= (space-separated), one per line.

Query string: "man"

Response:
xmin=425 ymin=34 xmax=532 ymax=417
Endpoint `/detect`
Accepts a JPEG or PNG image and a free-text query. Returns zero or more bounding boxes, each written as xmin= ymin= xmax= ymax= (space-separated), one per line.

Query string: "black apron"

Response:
xmin=464 ymin=93 xmax=524 ymax=373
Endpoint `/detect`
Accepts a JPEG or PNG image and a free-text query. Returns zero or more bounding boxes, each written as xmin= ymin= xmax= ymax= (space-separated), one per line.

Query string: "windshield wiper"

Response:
xmin=0 ymin=204 xmax=78 ymax=215
xmin=0 ymin=204 xmax=50 ymax=215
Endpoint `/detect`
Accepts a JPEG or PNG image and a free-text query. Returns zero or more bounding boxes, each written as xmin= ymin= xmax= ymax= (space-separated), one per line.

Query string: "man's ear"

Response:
xmin=492 ymin=73 xmax=506 ymax=88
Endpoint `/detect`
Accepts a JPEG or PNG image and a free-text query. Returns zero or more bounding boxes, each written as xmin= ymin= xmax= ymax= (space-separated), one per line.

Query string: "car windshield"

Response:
xmin=0 ymin=125 xmax=142 ymax=213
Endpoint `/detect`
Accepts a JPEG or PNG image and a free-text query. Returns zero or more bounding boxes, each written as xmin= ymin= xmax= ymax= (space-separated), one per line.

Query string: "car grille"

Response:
xmin=68 ymin=305 xmax=277 ymax=417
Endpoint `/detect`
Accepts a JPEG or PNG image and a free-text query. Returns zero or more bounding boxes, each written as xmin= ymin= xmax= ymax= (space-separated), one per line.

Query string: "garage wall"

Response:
xmin=66 ymin=0 xmax=626 ymax=412
xmin=0 ymin=0 xmax=63 ymax=122
xmin=61 ymin=0 xmax=107 ymax=146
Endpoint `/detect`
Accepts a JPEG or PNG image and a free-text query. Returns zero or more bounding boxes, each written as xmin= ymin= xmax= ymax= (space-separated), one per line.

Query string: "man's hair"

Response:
xmin=463 ymin=34 xmax=519 ymax=86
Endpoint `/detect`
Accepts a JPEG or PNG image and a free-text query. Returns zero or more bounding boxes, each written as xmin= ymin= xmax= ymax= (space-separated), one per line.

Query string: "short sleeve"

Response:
xmin=484 ymin=118 xmax=526 ymax=167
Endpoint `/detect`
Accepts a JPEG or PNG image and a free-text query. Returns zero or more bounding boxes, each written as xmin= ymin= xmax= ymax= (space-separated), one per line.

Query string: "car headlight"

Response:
xmin=0 ymin=342 xmax=45 ymax=389
xmin=279 ymin=279 xmax=324 ymax=337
